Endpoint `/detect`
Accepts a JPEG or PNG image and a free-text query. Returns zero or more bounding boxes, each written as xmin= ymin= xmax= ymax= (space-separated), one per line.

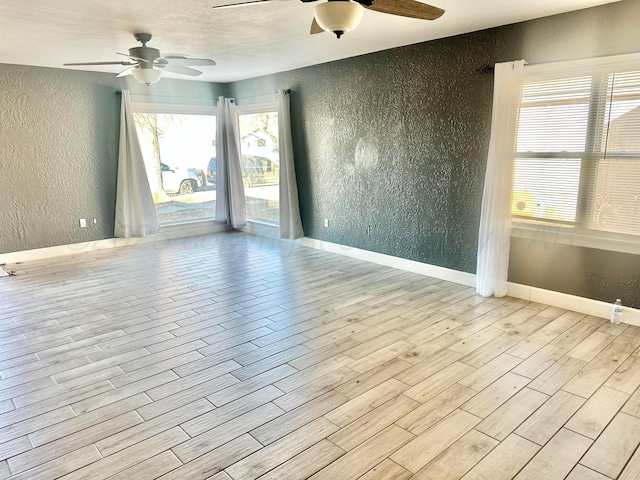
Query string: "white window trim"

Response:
xmin=512 ymin=223 xmax=640 ymax=255
xmin=511 ymin=51 xmax=640 ymax=256
xmin=235 ymin=100 xmax=278 ymax=115
xmin=131 ymin=102 xmax=216 ymax=115
xmin=525 ymin=52 xmax=640 ymax=79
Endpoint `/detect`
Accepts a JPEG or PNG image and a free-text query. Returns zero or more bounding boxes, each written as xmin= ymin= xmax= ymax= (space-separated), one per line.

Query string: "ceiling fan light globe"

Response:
xmin=132 ymin=68 xmax=162 ymax=86
xmin=314 ymin=1 xmax=364 ymax=38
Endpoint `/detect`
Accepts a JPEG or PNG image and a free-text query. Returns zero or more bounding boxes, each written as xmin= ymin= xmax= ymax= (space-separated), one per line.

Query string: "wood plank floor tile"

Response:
xmin=328 ymin=394 xmax=420 ymax=451
xmin=358 ymin=459 xmax=412 ymax=480
xmin=391 ymin=409 xmax=481 ymax=473
xmin=619 ymin=441 xmax=640 ymax=480
xmin=95 ymin=398 xmax=213 ymax=456
xmin=173 ymin=402 xmax=283 ymax=464
xmin=623 ymin=385 xmax=640 ymax=417
xmin=459 ymin=335 xmax=519 ymax=368
xmin=396 ymin=383 xmax=477 ymax=435
xmin=179 ymin=389 xmax=278 ymax=438
xmin=251 ymin=389 xmax=348 ymax=445
xmin=273 ymin=366 xmax=359 ymax=412
xmin=310 ymin=424 xmax=414 ymax=479
xmin=580 ymin=412 xmax=640 ymax=478
xmin=0 ymin=436 xmax=32 ymax=462
xmin=28 ymin=393 xmax=150 ymax=448
xmin=0 ymin=405 xmax=75 ymax=445
xmin=10 ymin=411 xmax=142 ymax=474
xmin=515 ymin=390 xmax=585 ymax=445
xmin=460 ymin=372 xmax=531 ymax=419
xmin=2 ymin=232 xmax=637 ymax=480
xmin=566 ymin=331 xmax=617 ymax=362
xmin=106 ymin=451 xmax=183 ymax=480
xmin=60 ymin=426 xmax=189 ymax=480
xmin=604 ymin=351 xmax=640 ymax=394
xmin=514 ymin=428 xmax=593 ymax=480
xmin=159 ymin=434 xmax=262 ymax=480
xmin=323 ymin=378 xmax=409 ymax=427
xmin=564 ymin=385 xmax=629 ymax=439
xmin=458 ymin=353 xmax=523 ymax=391
xmin=256 ymin=440 xmax=345 ymax=480
xmin=396 ymin=348 xmax=464 ymax=385
xmin=475 ymin=387 xmax=549 ymax=441
xmin=461 ymin=434 xmax=541 ymax=480
xmin=226 ymin=417 xmax=338 ymax=479
xmin=137 ymin=373 xmax=240 ymax=420
xmin=411 ymin=429 xmax=498 ymax=480
xmin=566 ymin=464 xmax=613 ymax=480
xmin=71 ymin=370 xmax=178 ymax=414
xmin=145 ymin=360 xmax=241 ymax=401
xmin=7 ymin=445 xmax=102 ymax=480
xmin=527 ymin=355 xmax=587 ymax=396
xmin=404 ymin=362 xmax=476 ymax=403
xmin=562 ymin=341 xmax=637 ymax=398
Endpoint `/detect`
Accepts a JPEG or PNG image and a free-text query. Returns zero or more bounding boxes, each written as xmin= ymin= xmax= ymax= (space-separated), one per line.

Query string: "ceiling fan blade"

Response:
xmin=310 ymin=17 xmax=324 ymax=34
xmin=162 ymin=53 xmax=189 ymax=59
xmin=116 ymin=66 xmax=136 ymax=78
xmin=212 ymin=0 xmax=272 ymax=9
xmin=162 ymin=58 xmax=216 ymax=67
xmin=365 ymin=0 xmax=444 ymax=20
xmin=63 ymin=61 xmax=138 ymax=66
xmin=160 ymin=64 xmax=203 ymax=76
xmin=116 ymin=52 xmax=149 ymax=63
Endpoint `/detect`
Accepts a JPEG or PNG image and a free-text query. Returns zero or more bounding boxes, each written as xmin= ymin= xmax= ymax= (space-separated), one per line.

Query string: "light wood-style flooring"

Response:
xmin=1 ymin=231 xmax=639 ymax=479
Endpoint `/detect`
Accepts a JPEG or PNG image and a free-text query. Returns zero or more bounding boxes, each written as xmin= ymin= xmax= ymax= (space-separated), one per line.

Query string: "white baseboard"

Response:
xmin=299 ymin=238 xmax=476 ymax=287
xmin=0 ymin=222 xmax=230 ymax=265
xmin=299 ymin=237 xmax=640 ymax=327
xmin=506 ymin=282 xmax=640 ymax=327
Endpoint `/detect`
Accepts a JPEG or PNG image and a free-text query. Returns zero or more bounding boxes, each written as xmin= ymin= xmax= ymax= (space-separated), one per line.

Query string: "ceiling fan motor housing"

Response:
xmin=129 ymin=46 xmax=161 ymax=67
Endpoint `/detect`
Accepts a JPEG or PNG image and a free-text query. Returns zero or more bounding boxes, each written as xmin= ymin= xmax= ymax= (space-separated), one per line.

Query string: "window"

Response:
xmin=237 ymin=107 xmax=279 ymax=224
xmin=512 ymin=56 xmax=640 ymax=242
xmin=133 ymin=104 xmax=216 ymax=225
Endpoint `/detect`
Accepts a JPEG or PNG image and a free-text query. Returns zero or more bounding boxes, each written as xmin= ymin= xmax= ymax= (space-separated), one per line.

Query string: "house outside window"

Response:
xmin=236 ymin=105 xmax=280 ymax=224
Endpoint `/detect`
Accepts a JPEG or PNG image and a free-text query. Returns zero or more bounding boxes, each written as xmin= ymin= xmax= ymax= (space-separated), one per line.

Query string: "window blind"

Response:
xmin=512 ymin=57 xmax=640 ymax=238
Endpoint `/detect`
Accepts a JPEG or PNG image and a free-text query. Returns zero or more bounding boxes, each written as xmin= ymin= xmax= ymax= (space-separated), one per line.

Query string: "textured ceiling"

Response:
xmin=0 ymin=0 xmax=623 ymax=83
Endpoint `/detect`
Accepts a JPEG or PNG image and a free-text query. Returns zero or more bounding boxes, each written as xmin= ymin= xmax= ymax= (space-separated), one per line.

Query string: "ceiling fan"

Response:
xmin=63 ymin=33 xmax=216 ymax=86
xmin=213 ymin=0 xmax=444 ymax=38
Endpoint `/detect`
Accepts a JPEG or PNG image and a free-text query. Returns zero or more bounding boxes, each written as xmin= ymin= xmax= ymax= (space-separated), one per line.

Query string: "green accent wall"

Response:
xmin=228 ymin=0 xmax=640 ymax=307
xmin=0 ymin=65 xmax=226 ymax=254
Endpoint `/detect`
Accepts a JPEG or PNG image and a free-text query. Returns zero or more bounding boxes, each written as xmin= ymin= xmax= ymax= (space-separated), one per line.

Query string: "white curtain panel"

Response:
xmin=278 ymin=89 xmax=304 ymax=239
xmin=215 ymin=96 xmax=246 ymax=228
xmin=114 ymin=90 xmax=159 ymax=238
xmin=476 ymin=60 xmax=526 ymax=297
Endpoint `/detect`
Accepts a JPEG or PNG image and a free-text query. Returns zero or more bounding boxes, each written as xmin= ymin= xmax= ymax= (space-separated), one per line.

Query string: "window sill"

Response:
xmin=511 ymin=224 xmax=640 ymax=256
xmin=158 ymin=220 xmax=229 ymax=238
xmin=240 ymin=220 xmax=280 ymax=239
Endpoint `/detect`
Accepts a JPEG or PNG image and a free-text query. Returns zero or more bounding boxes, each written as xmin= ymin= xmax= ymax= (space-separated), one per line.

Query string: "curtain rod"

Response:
xmin=235 ymin=89 xmax=291 ymax=104
xmin=476 ymin=63 xmax=531 ymax=74
xmin=476 ymin=65 xmax=494 ymax=74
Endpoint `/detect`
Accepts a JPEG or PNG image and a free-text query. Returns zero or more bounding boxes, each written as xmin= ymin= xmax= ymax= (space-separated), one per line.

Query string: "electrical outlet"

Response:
xmin=324 ymin=219 xmax=329 ymax=228
xmin=366 ymin=225 xmax=372 ymax=236
xmin=93 ymin=217 xmax=98 ymax=225
xmin=79 ymin=218 xmax=87 ymax=228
